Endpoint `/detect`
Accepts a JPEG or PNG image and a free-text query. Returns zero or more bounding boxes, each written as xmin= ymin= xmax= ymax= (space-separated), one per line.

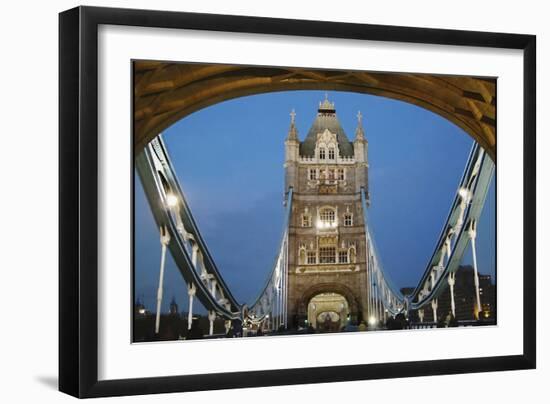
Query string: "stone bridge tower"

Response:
xmin=285 ymin=95 xmax=370 ymax=330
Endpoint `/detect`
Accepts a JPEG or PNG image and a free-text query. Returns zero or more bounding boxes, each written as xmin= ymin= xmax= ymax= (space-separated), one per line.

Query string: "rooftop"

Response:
xmin=299 ymin=95 xmax=354 ymax=157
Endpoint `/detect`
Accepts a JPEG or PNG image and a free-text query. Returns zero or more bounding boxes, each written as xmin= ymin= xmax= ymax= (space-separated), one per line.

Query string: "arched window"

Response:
xmin=318 ymin=207 xmax=336 ymax=228
xmin=339 ymin=250 xmax=349 ymax=263
xmin=319 ymin=147 xmax=326 ymax=160
xmin=319 ymin=247 xmax=336 ymax=264
xmin=308 ymin=168 xmax=317 ymax=180
xmin=328 ymin=147 xmax=335 ymax=160
xmin=344 ymin=213 xmax=353 ymax=226
xmin=338 ymin=168 xmax=345 ymax=180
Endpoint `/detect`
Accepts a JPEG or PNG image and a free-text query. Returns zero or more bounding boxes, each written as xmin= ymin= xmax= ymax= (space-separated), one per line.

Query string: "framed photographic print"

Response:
xmin=59 ymin=6 xmax=536 ymax=398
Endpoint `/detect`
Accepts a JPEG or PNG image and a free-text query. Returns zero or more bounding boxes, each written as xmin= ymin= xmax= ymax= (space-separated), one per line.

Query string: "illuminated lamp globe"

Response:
xmin=166 ymin=193 xmax=178 ymax=208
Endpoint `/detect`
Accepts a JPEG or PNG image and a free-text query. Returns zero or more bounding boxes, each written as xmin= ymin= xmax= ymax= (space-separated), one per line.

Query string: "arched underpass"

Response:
xmin=133 ymin=61 xmax=496 ymax=160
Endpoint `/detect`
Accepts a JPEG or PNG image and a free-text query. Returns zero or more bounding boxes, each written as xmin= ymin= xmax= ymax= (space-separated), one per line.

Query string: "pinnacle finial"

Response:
xmin=287 ymin=108 xmax=298 ymax=141
xmin=355 ymin=110 xmax=365 ymax=141
xmin=318 ymin=93 xmax=335 ymax=111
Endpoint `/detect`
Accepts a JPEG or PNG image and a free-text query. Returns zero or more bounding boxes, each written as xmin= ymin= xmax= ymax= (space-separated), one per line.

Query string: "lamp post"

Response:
xmin=154 ymin=191 xmax=177 ymax=335
xmin=208 ymin=311 xmax=216 ymax=336
xmin=187 ymin=283 xmax=196 ymax=330
xmin=468 ymin=220 xmax=482 ymax=320
xmin=431 ymin=299 xmax=438 ymax=324
xmin=155 ymin=225 xmax=171 ymax=334
xmin=448 ymin=273 xmax=456 ymax=318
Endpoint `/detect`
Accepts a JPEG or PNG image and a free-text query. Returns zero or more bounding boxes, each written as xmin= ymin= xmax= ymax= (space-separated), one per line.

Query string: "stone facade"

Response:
xmin=284 ymin=97 xmax=371 ymax=328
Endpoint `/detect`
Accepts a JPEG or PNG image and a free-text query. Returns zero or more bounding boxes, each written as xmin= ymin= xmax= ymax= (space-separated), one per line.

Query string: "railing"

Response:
xmin=361 ymin=188 xmax=406 ymax=319
xmin=246 ymin=189 xmax=293 ymax=330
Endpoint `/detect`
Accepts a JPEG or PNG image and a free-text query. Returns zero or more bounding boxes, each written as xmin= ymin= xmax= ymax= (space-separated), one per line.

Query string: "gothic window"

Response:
xmin=302 ymin=215 xmax=311 ymax=227
xmin=338 ymin=168 xmax=345 ymax=180
xmin=319 ymin=208 xmax=336 ymax=228
xmin=319 ymin=247 xmax=336 ymax=264
xmin=319 ymin=147 xmax=326 ymax=160
xmin=309 ymin=168 xmax=317 ymax=180
xmin=307 ymin=251 xmax=317 ymax=264
xmin=328 ymin=147 xmax=335 ymax=160
xmin=339 ymin=250 xmax=349 ymax=263
xmin=344 ymin=213 xmax=353 ymax=227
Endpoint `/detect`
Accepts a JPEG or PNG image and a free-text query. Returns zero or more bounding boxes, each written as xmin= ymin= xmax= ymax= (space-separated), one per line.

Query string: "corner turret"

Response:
xmin=284 ymin=109 xmax=300 ymax=194
xmin=353 ymin=111 xmax=369 ymax=200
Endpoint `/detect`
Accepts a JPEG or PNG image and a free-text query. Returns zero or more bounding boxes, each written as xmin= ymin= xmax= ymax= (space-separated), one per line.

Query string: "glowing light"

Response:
xmin=368 ymin=316 xmax=377 ymax=326
xmin=166 ymin=193 xmax=178 ymax=208
xmin=316 ymin=221 xmax=338 ymax=229
xmin=138 ymin=308 xmax=145 ymax=314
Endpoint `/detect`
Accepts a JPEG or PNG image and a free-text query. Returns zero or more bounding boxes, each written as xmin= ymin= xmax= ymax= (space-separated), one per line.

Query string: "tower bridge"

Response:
xmin=135 ymin=95 xmax=495 ymax=339
xmin=285 ymin=96 xmax=370 ymax=329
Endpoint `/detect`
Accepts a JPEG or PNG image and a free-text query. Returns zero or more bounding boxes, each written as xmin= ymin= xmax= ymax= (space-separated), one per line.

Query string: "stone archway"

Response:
xmin=298 ymin=282 xmax=360 ymax=327
xmin=134 ymin=62 xmax=496 ymax=160
xmin=308 ymin=292 xmax=349 ymax=331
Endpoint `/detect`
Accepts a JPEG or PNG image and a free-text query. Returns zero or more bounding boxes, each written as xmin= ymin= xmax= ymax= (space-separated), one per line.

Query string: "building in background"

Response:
xmin=169 ymin=297 xmax=179 ymax=316
xmin=402 ymin=265 xmax=496 ymax=324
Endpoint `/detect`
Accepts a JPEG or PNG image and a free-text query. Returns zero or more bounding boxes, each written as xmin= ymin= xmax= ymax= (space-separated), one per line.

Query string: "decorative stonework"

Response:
xmin=319 ymin=184 xmax=338 ymax=194
xmin=319 ymin=236 xmax=337 ymax=246
xmin=295 ymin=265 xmax=360 ymax=274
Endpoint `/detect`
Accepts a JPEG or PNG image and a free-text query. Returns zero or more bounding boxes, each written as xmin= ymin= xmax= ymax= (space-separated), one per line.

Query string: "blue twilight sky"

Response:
xmin=134 ymin=90 xmax=496 ymax=314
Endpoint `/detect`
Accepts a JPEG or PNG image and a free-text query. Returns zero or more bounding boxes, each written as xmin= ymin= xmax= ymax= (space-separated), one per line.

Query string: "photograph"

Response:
xmin=132 ymin=61 xmax=496 ymax=342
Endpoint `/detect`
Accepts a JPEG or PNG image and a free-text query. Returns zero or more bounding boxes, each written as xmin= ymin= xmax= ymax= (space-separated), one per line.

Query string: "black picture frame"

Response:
xmin=59 ymin=5 xmax=536 ymax=398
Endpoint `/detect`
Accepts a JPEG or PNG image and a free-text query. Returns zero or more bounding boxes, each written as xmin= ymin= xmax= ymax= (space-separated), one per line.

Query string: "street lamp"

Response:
xmin=166 ymin=192 xmax=178 ymax=208
xmin=166 ymin=192 xmax=187 ymax=237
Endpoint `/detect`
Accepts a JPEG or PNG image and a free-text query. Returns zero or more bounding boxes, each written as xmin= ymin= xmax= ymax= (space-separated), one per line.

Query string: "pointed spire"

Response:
xmin=287 ymin=108 xmax=298 ymax=141
xmin=355 ymin=110 xmax=365 ymax=141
